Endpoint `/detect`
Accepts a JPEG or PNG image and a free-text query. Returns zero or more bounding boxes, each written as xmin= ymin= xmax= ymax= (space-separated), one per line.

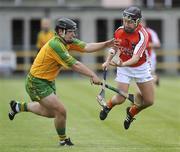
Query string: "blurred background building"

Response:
xmin=0 ymin=0 xmax=180 ymax=75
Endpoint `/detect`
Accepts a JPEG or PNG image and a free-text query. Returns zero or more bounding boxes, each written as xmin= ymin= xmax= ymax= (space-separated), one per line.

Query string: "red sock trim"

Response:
xmin=107 ymin=99 xmax=113 ymax=109
xmin=129 ymin=105 xmax=139 ymax=117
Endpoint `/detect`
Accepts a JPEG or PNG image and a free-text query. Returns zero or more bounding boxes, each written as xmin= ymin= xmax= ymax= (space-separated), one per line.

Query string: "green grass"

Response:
xmin=0 ymin=76 xmax=180 ymax=152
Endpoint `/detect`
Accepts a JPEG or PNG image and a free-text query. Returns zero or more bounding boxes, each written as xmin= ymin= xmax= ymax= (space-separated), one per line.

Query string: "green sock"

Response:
xmin=56 ymin=128 xmax=66 ymax=141
xmin=16 ymin=102 xmax=28 ymax=112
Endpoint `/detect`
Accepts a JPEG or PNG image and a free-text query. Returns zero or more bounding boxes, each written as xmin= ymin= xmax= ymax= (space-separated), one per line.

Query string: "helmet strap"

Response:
xmin=61 ymin=29 xmax=66 ymax=38
xmin=135 ymin=18 xmax=141 ymax=27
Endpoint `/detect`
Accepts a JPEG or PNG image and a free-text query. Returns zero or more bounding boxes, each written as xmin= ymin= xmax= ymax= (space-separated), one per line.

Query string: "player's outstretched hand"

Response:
xmin=90 ymin=75 xmax=102 ymax=85
xmin=105 ymin=39 xmax=119 ymax=48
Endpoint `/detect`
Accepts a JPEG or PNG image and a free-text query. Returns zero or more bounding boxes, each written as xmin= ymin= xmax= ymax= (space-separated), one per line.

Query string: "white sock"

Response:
xmin=15 ymin=102 xmax=20 ymax=112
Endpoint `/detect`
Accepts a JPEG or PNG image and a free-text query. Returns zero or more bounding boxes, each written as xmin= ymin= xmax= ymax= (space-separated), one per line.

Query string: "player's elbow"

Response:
xmin=71 ymin=61 xmax=80 ymax=69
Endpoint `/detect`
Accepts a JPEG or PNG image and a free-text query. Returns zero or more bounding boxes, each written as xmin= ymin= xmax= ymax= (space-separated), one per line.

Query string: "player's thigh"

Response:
xmin=40 ymin=93 xmax=66 ymax=116
xmin=117 ymin=82 xmax=129 ymax=93
xmin=115 ymin=69 xmax=131 ymax=102
xmin=137 ymin=80 xmax=154 ymax=103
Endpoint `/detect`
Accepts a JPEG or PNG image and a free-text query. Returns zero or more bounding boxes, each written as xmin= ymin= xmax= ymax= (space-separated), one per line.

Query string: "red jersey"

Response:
xmin=114 ymin=24 xmax=149 ymax=67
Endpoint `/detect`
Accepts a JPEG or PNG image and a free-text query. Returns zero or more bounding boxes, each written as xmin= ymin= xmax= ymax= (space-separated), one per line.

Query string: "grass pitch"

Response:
xmin=0 ymin=76 xmax=179 ymax=152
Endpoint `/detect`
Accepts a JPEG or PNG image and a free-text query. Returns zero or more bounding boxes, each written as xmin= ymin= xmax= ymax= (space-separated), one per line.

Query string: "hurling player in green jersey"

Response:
xmin=8 ymin=18 xmax=118 ymax=146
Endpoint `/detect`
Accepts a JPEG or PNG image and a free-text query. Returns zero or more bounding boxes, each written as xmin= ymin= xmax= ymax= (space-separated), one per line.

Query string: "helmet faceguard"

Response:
xmin=55 ymin=18 xmax=77 ymax=33
xmin=122 ymin=6 xmax=142 ymax=33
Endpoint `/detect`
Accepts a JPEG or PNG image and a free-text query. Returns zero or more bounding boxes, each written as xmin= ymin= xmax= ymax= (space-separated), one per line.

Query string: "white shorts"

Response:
xmin=115 ymin=62 xmax=153 ymax=84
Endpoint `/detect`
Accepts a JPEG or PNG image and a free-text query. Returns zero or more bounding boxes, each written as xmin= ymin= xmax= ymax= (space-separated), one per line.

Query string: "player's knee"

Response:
xmin=59 ymin=107 xmax=66 ymax=118
xmin=55 ymin=105 xmax=66 ymax=119
xmin=113 ymin=94 xmax=126 ymax=105
xmin=144 ymin=99 xmax=154 ymax=107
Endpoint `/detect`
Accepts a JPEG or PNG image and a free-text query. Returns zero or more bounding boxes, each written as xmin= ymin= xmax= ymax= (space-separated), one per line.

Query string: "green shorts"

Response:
xmin=25 ymin=74 xmax=56 ymax=101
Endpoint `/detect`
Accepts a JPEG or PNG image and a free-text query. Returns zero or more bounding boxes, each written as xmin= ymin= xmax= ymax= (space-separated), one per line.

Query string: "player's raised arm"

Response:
xmin=84 ymin=39 xmax=119 ymax=53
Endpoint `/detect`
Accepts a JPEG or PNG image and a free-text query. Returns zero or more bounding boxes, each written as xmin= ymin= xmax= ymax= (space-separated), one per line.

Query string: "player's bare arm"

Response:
xmin=110 ymin=54 xmax=140 ymax=67
xmin=71 ymin=61 xmax=101 ymax=85
xmin=84 ymin=39 xmax=119 ymax=53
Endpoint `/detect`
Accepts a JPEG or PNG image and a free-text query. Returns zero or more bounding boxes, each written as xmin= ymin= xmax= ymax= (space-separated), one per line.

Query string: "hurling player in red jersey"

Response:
xmin=99 ymin=6 xmax=154 ymax=130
